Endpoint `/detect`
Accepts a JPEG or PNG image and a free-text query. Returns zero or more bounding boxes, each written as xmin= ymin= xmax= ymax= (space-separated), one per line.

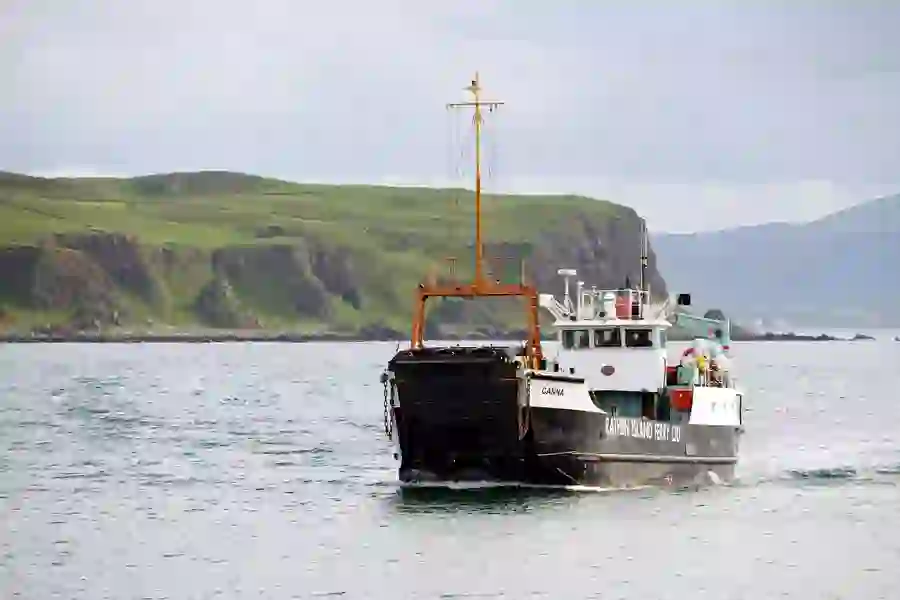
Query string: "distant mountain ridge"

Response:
xmin=651 ymin=193 xmax=900 ymax=328
xmin=806 ymin=193 xmax=900 ymax=234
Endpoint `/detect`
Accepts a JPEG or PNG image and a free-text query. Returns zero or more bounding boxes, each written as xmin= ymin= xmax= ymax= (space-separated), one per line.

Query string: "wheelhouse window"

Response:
xmin=624 ymin=328 xmax=654 ymax=348
xmin=562 ymin=329 xmax=590 ymax=349
xmin=593 ymin=327 xmax=622 ymax=348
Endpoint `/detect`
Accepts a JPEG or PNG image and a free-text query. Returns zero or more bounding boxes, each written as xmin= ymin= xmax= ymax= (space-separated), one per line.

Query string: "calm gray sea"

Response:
xmin=2 ymin=338 xmax=900 ymax=600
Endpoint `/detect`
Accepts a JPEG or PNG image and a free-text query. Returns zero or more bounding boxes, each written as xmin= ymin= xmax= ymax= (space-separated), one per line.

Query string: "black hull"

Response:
xmin=386 ymin=346 xmax=740 ymax=489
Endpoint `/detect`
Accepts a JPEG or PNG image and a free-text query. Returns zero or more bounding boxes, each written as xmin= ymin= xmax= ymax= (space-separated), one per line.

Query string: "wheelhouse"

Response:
xmin=559 ymin=325 xmax=666 ymax=350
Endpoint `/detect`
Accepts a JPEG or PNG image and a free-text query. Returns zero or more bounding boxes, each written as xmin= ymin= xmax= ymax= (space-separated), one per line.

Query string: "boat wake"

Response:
xmin=396 ymin=467 xmax=733 ymax=494
xmin=783 ymin=462 xmax=900 ymax=481
xmin=389 ymin=461 xmax=900 ymax=497
xmin=730 ymin=460 xmax=900 ymax=489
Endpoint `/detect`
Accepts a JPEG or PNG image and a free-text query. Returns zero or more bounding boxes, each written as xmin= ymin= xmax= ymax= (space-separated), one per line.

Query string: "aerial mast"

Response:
xmin=639 ymin=218 xmax=648 ymax=294
xmin=409 ymin=73 xmax=541 ymax=365
xmin=447 ymin=72 xmax=504 ymax=288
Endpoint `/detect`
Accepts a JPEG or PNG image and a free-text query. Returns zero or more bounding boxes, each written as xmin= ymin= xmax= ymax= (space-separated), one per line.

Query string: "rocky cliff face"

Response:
xmin=0 ymin=234 xmax=153 ymax=330
xmin=53 ymin=232 xmax=162 ymax=305
xmin=0 ymin=232 xmax=374 ymax=332
xmin=199 ymin=241 xmax=363 ymax=326
xmin=0 ymin=216 xmax=667 ymax=337
xmin=531 ymin=208 xmax=666 ymax=296
xmin=428 ymin=208 xmax=668 ymax=335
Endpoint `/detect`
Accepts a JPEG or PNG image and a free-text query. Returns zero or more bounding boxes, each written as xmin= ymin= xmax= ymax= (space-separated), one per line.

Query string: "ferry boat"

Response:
xmin=378 ymin=74 xmax=745 ymax=489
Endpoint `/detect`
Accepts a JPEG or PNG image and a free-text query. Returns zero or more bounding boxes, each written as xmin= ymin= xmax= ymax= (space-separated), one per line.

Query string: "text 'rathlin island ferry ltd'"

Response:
xmin=378 ymin=74 xmax=745 ymax=490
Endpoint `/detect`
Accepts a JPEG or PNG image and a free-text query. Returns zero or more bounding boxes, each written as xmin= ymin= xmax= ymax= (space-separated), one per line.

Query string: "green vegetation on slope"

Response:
xmin=0 ymin=170 xmax=665 ymax=337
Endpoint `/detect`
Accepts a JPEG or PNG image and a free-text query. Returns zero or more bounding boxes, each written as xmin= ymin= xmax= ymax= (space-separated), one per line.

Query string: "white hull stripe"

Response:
xmin=536 ymin=451 xmax=738 ymax=464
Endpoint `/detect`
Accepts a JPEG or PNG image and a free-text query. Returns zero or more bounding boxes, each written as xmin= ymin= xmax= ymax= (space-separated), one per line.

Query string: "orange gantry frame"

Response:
xmin=410 ymin=280 xmax=544 ymax=368
xmin=406 ymin=72 xmax=544 ymax=369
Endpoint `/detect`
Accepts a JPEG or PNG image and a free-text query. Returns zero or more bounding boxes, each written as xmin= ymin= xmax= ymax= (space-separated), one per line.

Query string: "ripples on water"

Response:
xmin=1 ymin=340 xmax=899 ymax=599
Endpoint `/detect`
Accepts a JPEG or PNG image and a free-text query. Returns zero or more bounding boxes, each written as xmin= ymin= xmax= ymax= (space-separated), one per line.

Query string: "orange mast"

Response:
xmin=448 ymin=72 xmax=496 ymax=286
xmin=410 ymin=73 xmax=543 ymax=367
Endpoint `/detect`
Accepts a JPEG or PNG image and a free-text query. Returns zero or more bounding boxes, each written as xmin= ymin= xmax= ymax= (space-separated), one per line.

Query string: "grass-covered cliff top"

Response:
xmin=0 ymin=170 xmax=664 ymax=337
xmin=0 ymin=170 xmax=616 ymax=247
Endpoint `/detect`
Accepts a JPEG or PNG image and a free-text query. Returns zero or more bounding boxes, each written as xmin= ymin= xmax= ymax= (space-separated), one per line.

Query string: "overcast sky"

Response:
xmin=4 ymin=0 xmax=899 ymax=232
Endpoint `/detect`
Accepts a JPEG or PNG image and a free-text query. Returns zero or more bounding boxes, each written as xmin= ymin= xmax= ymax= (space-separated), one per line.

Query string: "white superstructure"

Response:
xmin=535 ymin=267 xmax=742 ymax=428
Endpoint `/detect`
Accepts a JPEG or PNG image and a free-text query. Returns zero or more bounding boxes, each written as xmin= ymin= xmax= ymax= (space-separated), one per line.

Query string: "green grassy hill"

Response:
xmin=0 ymin=170 xmax=667 ymax=339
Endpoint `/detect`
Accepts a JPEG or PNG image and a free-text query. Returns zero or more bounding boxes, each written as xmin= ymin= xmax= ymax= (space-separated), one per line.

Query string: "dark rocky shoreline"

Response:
xmin=732 ymin=332 xmax=875 ymax=342
xmin=0 ymin=327 xmax=877 ymax=344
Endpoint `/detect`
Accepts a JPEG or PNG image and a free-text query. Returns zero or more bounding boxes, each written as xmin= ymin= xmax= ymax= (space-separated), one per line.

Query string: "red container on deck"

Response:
xmin=615 ymin=295 xmax=629 ymax=319
xmin=665 ymin=365 xmax=679 ymax=386
xmin=670 ymin=387 xmax=694 ymax=411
